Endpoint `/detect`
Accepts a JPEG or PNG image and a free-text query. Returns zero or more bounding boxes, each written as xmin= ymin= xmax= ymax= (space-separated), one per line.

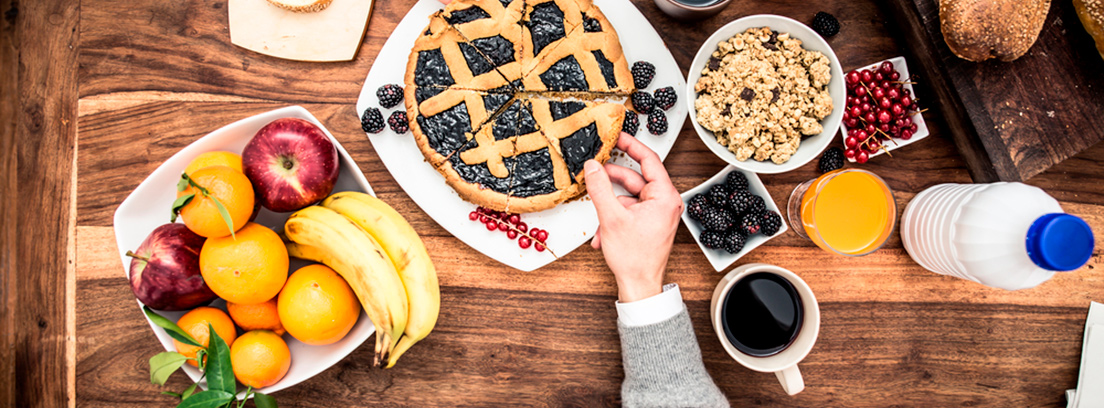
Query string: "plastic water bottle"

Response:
xmin=901 ymin=182 xmax=1094 ymax=290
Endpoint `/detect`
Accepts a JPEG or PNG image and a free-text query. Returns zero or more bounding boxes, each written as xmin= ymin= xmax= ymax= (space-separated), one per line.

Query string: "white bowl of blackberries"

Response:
xmin=680 ymin=167 xmax=787 ymax=271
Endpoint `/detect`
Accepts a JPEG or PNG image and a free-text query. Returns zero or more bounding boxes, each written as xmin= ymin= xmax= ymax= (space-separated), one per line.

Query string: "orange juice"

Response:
xmin=800 ymin=170 xmax=894 ymax=255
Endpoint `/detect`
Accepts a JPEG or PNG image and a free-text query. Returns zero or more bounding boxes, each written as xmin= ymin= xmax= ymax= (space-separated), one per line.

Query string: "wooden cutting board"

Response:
xmin=228 ymin=0 xmax=374 ymax=62
xmin=883 ymin=0 xmax=1104 ymax=182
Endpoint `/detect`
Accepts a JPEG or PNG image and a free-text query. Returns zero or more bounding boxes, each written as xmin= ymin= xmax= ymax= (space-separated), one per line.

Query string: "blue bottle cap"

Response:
xmin=1026 ymin=213 xmax=1095 ymax=271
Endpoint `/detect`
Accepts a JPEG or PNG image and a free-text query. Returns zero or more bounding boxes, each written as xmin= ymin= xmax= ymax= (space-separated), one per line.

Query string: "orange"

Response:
xmin=184 ymin=151 xmax=243 ymax=175
xmin=200 ymin=222 xmax=289 ymax=305
xmin=177 ymin=165 xmax=254 ymax=238
xmin=277 ymin=265 xmax=361 ymax=345
xmin=227 ymin=297 xmax=286 ymax=336
xmin=173 ymin=306 xmax=237 ymax=367
xmin=230 ymin=330 xmax=291 ymax=389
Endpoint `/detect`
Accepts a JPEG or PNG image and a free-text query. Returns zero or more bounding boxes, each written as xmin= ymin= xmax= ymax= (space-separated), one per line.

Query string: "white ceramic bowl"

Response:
xmin=685 ymin=14 xmax=845 ymax=174
xmin=113 ymin=106 xmax=376 ymax=396
xmin=680 ymin=165 xmax=788 ymax=271
xmin=839 ymin=56 xmax=930 ymax=162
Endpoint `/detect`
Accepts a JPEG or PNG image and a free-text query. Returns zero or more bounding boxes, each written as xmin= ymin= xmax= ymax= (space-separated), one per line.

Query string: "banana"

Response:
xmin=283 ymin=205 xmax=408 ymax=367
xmin=322 ymin=191 xmax=440 ymax=368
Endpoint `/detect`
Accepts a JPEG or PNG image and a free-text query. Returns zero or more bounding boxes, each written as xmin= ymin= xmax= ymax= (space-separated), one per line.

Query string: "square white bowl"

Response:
xmin=680 ymin=165 xmax=788 ymax=272
xmin=685 ymin=14 xmax=845 ymax=174
xmin=839 ymin=56 xmax=930 ymax=161
xmin=112 ymin=106 xmax=376 ymax=396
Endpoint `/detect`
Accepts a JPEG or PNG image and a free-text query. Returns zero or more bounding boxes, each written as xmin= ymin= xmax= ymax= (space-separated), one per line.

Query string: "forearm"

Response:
xmin=616 ymin=287 xmax=728 ymax=408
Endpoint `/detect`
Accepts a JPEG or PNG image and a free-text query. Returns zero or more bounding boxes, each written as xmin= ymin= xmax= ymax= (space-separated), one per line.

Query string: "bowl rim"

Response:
xmin=684 ymin=14 xmax=845 ymax=174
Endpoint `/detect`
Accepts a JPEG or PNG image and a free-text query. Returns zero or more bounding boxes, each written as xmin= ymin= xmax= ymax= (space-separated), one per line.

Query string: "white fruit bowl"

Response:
xmin=113 ymin=106 xmax=376 ymax=396
xmin=839 ymin=56 xmax=930 ymax=162
xmin=680 ymin=165 xmax=788 ymax=272
xmin=686 ymin=14 xmax=845 ymax=174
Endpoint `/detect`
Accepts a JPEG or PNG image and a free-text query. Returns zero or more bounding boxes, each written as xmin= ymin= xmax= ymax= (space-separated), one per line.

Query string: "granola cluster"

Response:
xmin=694 ymin=27 xmax=833 ymax=164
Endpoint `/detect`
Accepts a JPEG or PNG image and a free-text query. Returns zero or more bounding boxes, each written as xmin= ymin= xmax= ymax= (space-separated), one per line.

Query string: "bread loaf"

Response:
xmin=939 ymin=0 xmax=1051 ymax=62
xmin=265 ymin=0 xmax=334 ymax=13
xmin=1074 ymin=0 xmax=1104 ymax=60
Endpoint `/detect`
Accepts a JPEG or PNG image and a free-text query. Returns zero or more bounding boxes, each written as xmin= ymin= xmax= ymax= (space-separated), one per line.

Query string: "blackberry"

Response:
xmin=376 ymin=84 xmax=404 ymax=108
xmin=647 ymin=113 xmax=667 ymax=135
xmin=631 ymin=91 xmax=655 ymax=114
xmin=622 ymin=110 xmax=639 ymax=135
xmin=699 ymin=207 xmax=734 ymax=232
xmin=360 ymin=107 xmax=385 ymax=133
xmin=811 ymin=12 xmax=840 ymax=37
xmin=725 ymin=171 xmax=749 ymax=192
xmin=747 ymin=195 xmax=766 ymax=214
xmin=707 ymin=184 xmax=731 ymax=209
xmin=388 ymin=110 xmax=409 ymax=133
xmin=818 ymin=147 xmax=845 ymax=173
xmin=700 ymin=230 xmax=725 ymax=249
xmin=653 ymin=86 xmax=677 ymax=111
xmin=722 ymin=229 xmax=747 ymax=254
xmin=687 ymin=194 xmax=710 ymax=221
xmin=631 ymin=61 xmax=656 ymax=90
xmin=738 ymin=212 xmax=761 ymax=235
xmin=758 ymin=210 xmax=783 ymax=236
xmin=728 ymin=190 xmax=756 ymax=215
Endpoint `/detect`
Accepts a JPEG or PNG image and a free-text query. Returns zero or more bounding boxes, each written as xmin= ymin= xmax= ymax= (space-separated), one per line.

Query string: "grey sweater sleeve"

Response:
xmin=618 ymin=306 xmax=729 ymax=408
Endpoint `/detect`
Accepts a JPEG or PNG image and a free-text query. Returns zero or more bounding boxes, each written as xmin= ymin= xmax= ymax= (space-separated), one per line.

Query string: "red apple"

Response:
xmin=242 ymin=118 xmax=339 ymax=212
xmin=128 ymin=223 xmax=216 ymax=311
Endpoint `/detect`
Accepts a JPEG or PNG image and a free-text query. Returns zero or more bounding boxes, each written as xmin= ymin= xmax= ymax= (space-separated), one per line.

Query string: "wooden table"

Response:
xmin=3 ymin=0 xmax=1103 ymax=406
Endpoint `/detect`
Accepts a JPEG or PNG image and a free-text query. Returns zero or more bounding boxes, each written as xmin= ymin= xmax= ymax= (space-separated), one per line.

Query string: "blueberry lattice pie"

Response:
xmin=403 ymin=0 xmax=635 ymax=213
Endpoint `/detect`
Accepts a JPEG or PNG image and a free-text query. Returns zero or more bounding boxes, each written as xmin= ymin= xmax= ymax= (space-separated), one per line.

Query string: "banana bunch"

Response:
xmin=283 ymin=192 xmax=439 ymax=368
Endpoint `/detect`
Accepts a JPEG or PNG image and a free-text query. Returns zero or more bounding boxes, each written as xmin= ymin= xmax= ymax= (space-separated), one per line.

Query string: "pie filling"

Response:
xmin=559 ymin=122 xmax=601 ymax=183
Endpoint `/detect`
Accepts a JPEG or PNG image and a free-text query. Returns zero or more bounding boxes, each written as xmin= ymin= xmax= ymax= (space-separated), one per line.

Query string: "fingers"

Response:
xmin=584 ymin=160 xmax=624 ymax=220
xmin=617 ymin=195 xmax=639 ymax=207
xmin=616 ymin=133 xmax=672 ymax=186
xmin=604 ymin=163 xmax=647 ymax=196
xmin=591 ymin=230 xmax=601 ymax=249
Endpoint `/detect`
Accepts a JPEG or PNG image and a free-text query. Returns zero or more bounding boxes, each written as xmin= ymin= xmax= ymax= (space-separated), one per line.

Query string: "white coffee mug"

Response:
xmin=710 ymin=263 xmax=820 ymax=396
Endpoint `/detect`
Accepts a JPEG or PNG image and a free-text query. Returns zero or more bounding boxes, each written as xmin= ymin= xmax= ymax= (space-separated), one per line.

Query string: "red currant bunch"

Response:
xmin=468 ymin=207 xmax=550 ymax=252
xmin=842 ymin=60 xmax=923 ymax=163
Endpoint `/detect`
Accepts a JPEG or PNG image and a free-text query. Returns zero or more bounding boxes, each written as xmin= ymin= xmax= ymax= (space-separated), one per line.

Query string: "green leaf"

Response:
xmin=178 ymin=174 xmax=190 ymax=192
xmin=253 ymin=392 xmax=277 ymax=408
xmin=194 ymin=348 xmax=208 ymax=372
xmin=150 ymin=352 xmax=189 ymax=385
xmin=144 ymin=306 xmax=201 ymax=347
xmin=162 ymin=391 xmax=183 ymax=399
xmin=204 ymin=323 xmax=237 ymax=395
xmin=209 ymin=196 xmax=236 ymax=239
xmin=170 ymin=193 xmax=195 ymax=223
xmin=176 ymin=390 xmax=234 ymax=408
xmin=181 ymin=383 xmax=199 ymax=400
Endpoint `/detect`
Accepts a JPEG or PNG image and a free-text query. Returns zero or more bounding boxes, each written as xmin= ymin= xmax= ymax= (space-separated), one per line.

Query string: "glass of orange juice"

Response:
xmin=786 ymin=169 xmax=896 ymax=256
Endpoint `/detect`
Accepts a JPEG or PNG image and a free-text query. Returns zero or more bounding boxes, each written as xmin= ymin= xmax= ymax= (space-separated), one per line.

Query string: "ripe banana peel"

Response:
xmin=322 ymin=191 xmax=440 ymax=368
xmin=283 ymin=205 xmax=408 ymax=367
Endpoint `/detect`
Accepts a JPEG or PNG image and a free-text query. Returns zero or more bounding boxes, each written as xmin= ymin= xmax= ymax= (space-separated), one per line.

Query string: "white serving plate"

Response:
xmin=679 ymin=165 xmax=787 ymax=272
xmin=355 ymin=0 xmax=686 ymax=271
xmin=113 ymin=106 xmax=376 ymax=396
xmin=839 ymin=56 xmax=930 ymax=162
xmin=685 ymin=14 xmax=845 ymax=174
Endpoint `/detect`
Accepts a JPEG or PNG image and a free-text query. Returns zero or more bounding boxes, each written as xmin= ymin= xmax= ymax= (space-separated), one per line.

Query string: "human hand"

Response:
xmin=585 ymin=133 xmax=683 ymax=303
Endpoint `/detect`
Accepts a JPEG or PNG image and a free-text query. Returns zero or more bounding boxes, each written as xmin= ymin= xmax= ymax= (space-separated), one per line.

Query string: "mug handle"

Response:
xmin=775 ymin=365 xmax=805 ymax=395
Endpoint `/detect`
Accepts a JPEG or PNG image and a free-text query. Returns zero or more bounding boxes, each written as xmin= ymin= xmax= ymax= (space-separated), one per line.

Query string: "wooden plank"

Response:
xmin=0 ymin=0 xmax=18 ymax=405
xmin=883 ymin=0 xmax=1104 ymax=181
xmin=2 ymin=0 xmax=80 ymax=406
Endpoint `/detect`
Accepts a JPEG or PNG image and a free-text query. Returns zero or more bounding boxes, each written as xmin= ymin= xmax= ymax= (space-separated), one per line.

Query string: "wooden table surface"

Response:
xmin=4 ymin=0 xmax=1104 ymax=406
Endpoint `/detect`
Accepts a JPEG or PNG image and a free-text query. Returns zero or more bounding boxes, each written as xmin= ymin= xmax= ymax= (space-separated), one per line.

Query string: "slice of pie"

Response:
xmin=404 ymin=0 xmax=632 ymax=213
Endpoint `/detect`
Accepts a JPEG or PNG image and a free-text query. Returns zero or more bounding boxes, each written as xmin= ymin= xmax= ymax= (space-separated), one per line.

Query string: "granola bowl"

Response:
xmin=686 ymin=15 xmax=845 ymax=174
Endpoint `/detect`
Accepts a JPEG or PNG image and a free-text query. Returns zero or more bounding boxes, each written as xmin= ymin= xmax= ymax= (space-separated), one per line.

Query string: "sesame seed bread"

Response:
xmin=1074 ymin=0 xmax=1104 ymax=60
xmin=939 ymin=0 xmax=1051 ymax=62
xmin=265 ymin=0 xmax=334 ymax=13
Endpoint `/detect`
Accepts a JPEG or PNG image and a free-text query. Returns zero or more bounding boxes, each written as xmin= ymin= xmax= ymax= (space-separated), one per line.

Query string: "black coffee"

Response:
xmin=672 ymin=0 xmax=724 ymax=6
xmin=721 ymin=272 xmax=803 ymax=357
